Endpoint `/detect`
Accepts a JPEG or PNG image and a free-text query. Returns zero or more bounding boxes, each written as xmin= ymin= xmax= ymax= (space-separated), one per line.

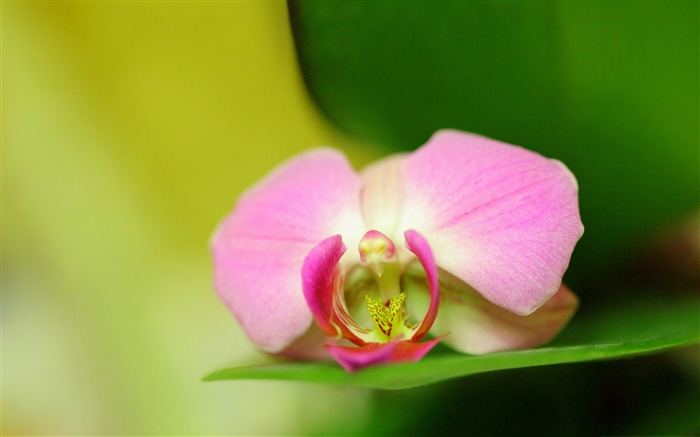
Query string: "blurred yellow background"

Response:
xmin=3 ymin=1 xmax=376 ymax=434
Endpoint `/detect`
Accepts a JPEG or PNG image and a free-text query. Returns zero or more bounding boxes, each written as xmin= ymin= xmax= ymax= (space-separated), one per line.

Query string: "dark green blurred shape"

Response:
xmin=356 ymin=351 xmax=699 ymax=436
xmin=289 ymin=0 xmax=699 ymax=284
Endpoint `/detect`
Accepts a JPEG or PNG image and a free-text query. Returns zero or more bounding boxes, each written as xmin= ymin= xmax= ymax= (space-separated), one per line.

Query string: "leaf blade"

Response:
xmin=204 ymin=294 xmax=700 ymax=389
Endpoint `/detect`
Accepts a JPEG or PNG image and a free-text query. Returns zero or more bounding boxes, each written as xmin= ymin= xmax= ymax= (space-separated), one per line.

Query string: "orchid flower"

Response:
xmin=212 ymin=130 xmax=583 ymax=371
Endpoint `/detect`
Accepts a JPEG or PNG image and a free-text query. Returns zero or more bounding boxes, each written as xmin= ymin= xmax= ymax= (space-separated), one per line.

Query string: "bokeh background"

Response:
xmin=3 ymin=1 xmax=698 ymax=435
xmin=4 ymin=2 xmax=375 ymax=435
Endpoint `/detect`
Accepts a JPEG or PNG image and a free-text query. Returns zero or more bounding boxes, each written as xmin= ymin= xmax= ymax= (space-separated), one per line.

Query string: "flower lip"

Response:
xmin=301 ymin=234 xmax=366 ymax=343
xmin=325 ymin=337 xmax=445 ymax=372
xmin=301 ymin=229 xmax=444 ymax=370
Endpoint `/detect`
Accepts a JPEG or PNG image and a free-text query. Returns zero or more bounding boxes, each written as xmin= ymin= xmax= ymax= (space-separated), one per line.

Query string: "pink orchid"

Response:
xmin=212 ymin=130 xmax=583 ymax=372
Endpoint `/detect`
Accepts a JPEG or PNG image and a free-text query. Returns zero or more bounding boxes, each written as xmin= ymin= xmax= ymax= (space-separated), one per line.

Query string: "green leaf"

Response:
xmin=204 ymin=294 xmax=699 ymax=390
xmin=289 ymin=1 xmax=700 ymax=281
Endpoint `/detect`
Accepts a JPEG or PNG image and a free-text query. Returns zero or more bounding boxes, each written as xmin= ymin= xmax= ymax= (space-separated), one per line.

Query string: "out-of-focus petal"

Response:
xmin=404 ymin=265 xmax=579 ymax=354
xmin=400 ymin=130 xmax=584 ymax=315
xmin=359 ymin=154 xmax=407 ymax=237
xmin=326 ymin=337 xmax=443 ymax=372
xmin=211 ymin=149 xmax=365 ymax=353
xmin=273 ymin=324 xmax=332 ymax=361
xmin=403 ymin=230 xmax=440 ymax=341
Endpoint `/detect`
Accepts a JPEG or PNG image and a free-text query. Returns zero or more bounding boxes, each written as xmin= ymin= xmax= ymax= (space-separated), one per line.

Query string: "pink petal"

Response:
xmin=389 ymin=336 xmax=445 ymax=362
xmin=400 ymin=130 xmax=584 ymax=315
xmin=326 ymin=338 xmax=443 ymax=372
xmin=359 ymin=154 xmax=407 ymax=236
xmin=403 ymin=229 xmax=440 ymax=341
xmin=409 ymin=269 xmax=579 ymax=354
xmin=326 ymin=342 xmax=398 ymax=372
xmin=211 ymin=149 xmax=365 ymax=353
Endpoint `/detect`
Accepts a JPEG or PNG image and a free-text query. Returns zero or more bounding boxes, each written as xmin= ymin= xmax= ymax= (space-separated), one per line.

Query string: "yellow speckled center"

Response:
xmin=364 ymin=292 xmax=408 ymax=342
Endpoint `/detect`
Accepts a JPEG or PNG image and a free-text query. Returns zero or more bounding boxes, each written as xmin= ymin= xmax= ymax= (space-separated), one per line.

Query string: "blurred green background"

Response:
xmin=3 ymin=1 xmax=699 ymax=435
xmin=290 ymin=0 xmax=699 ymax=288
